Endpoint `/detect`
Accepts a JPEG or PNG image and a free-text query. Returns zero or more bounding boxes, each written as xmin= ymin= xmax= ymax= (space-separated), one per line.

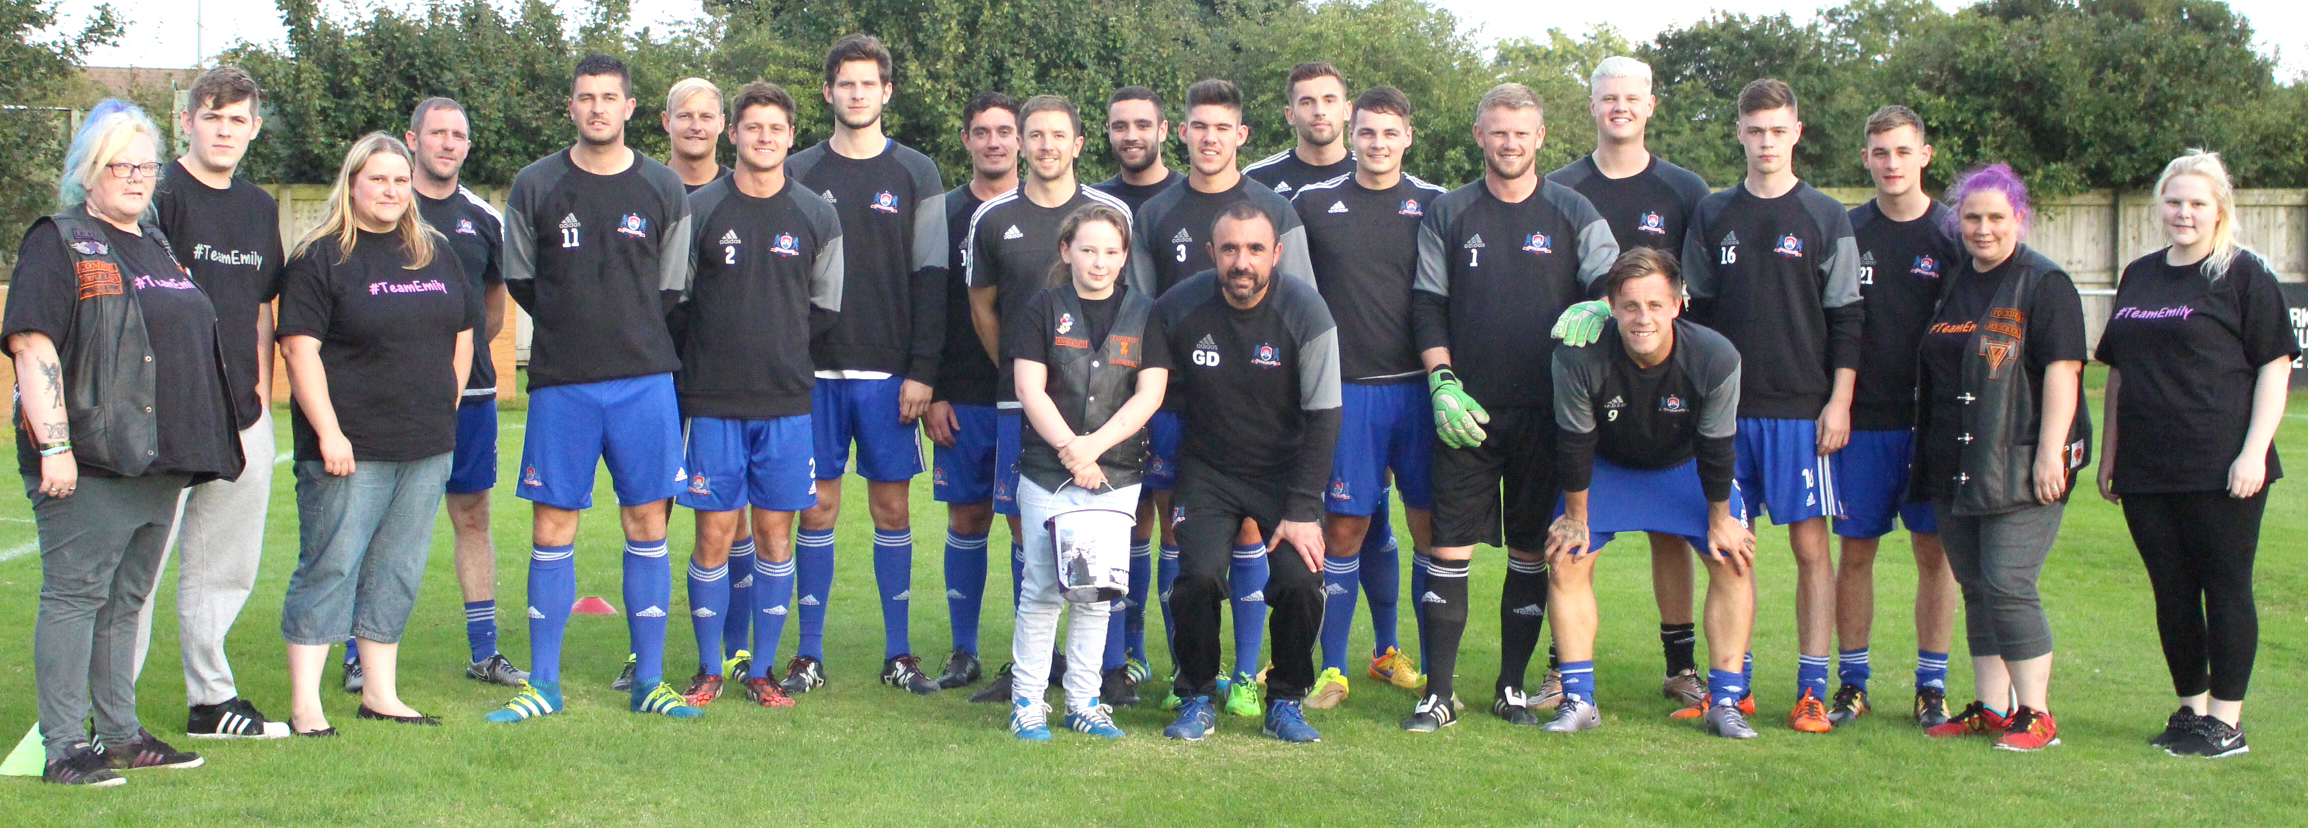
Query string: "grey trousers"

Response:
xmin=32 ymin=472 xmax=191 ymax=758
xmin=132 ymin=409 xmax=276 ymax=705
xmin=1936 ymin=499 xmax=2064 ymax=662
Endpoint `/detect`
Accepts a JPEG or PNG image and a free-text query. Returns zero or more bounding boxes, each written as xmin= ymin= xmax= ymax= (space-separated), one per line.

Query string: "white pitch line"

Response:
xmin=0 ymin=540 xmax=38 ymax=563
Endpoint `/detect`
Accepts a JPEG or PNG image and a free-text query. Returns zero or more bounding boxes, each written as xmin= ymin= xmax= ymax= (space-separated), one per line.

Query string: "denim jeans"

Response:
xmin=282 ymin=453 xmax=452 ymax=646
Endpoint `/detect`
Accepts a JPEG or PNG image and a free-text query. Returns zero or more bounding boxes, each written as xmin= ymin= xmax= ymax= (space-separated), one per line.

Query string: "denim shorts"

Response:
xmin=282 ymin=453 xmax=453 ymax=645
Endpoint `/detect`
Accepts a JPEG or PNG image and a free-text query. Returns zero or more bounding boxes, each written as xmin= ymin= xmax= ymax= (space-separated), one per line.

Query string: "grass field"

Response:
xmin=0 ymin=375 xmax=2301 ymax=826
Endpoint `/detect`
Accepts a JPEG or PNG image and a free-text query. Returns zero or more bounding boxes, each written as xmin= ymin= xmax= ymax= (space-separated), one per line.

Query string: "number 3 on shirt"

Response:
xmin=1175 ymin=243 xmax=1188 ymax=263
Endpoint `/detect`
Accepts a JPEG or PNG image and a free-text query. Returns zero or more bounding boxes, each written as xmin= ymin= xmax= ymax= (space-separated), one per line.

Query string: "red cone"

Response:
xmin=571 ymin=596 xmax=618 ymax=615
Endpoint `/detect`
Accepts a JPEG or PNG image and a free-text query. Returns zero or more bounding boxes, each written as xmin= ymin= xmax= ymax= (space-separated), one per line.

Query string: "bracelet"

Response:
xmin=38 ymin=442 xmax=73 ymax=457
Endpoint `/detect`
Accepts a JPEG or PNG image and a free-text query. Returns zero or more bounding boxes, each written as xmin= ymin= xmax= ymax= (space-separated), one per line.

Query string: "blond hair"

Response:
xmin=667 ymin=77 xmax=722 ymax=114
xmin=295 ymin=133 xmax=436 ymax=270
xmin=2153 ymin=149 xmax=2249 ymax=279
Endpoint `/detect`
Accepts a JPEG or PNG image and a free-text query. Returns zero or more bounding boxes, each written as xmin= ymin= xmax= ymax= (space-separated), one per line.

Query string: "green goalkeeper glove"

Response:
xmin=1550 ymin=300 xmax=1610 ymax=347
xmin=1428 ymin=366 xmax=1491 ymax=449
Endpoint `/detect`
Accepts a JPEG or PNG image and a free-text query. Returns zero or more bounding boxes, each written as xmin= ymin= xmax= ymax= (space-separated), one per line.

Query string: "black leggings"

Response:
xmin=2121 ymin=489 xmax=2267 ymax=701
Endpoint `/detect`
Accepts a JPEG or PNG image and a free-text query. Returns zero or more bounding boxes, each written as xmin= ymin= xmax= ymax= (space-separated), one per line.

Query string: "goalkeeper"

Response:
xmin=1400 ymin=81 xmax=1619 ymax=734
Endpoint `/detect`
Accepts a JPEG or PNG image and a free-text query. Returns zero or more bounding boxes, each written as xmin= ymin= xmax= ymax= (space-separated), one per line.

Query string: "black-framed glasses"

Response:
xmin=104 ymin=162 xmax=163 ymax=179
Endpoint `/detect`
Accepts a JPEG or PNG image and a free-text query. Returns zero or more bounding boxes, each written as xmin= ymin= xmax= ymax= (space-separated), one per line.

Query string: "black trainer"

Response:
xmin=970 ymin=662 xmax=1017 ymax=704
xmin=610 ymin=654 xmax=638 ymax=693
xmin=102 ymin=729 xmax=203 ymax=770
xmin=43 ymin=743 xmax=123 ymax=787
xmin=186 ymin=697 xmax=289 ymax=739
xmin=1913 ymin=686 xmax=1951 ymax=728
xmin=936 ymin=650 xmax=983 ymax=689
xmin=1402 ymin=693 xmax=1459 ymax=732
xmin=2168 ymin=716 xmax=2249 ymax=759
xmin=779 ymin=655 xmax=827 ymax=695
xmin=341 ymin=659 xmax=364 ymax=694
xmin=2149 ymin=706 xmax=2202 ymax=749
xmin=466 ymin=653 xmax=530 ymax=686
xmin=1492 ymin=686 xmax=1542 ymax=726
xmin=880 ymin=654 xmax=942 ymax=695
xmin=1101 ymin=666 xmax=1141 ymax=707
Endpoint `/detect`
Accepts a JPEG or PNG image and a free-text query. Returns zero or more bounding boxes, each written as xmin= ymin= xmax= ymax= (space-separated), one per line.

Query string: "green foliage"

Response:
xmin=0 ymin=0 xmax=122 ymax=233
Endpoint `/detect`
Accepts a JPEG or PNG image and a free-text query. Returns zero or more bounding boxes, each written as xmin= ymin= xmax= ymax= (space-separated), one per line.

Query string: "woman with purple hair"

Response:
xmin=1910 ymin=163 xmax=2090 ymax=752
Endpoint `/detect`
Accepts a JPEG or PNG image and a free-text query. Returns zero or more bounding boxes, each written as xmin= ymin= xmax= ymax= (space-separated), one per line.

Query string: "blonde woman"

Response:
xmin=2096 ymin=150 xmax=2296 ymax=759
xmin=7 ymin=100 xmax=242 ymax=785
xmin=277 ymin=133 xmax=478 ymax=735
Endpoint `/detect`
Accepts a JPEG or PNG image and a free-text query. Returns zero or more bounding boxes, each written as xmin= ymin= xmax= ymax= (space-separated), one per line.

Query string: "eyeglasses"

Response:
xmin=103 ymin=162 xmax=163 ymax=179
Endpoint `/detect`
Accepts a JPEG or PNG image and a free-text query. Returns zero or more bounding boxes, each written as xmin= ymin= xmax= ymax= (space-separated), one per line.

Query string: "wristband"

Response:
xmin=39 ymin=442 xmax=73 ymax=457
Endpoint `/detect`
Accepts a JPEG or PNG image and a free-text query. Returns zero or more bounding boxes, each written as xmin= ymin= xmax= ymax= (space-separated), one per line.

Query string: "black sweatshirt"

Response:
xmin=1545 ymin=154 xmax=1711 ymax=256
xmin=786 ymin=139 xmax=947 ymax=382
xmin=155 ymin=160 xmax=284 ymax=429
xmin=1553 ymin=318 xmax=1742 ymax=502
xmin=1292 ymin=173 xmax=1450 ymax=383
xmin=1156 ymin=271 xmax=1342 ymax=522
xmin=1848 ymin=200 xmax=1958 ymax=429
xmin=1412 ymin=178 xmax=1618 ymax=407
xmin=1126 ymin=176 xmax=1311 ymax=298
xmin=965 ymin=184 xmax=1135 ymax=404
xmin=934 ymin=184 xmax=998 ymax=405
xmin=1244 ymin=149 xmax=1355 ymax=198
xmin=1681 ymin=180 xmax=1863 ymax=419
xmin=673 ymin=177 xmax=845 ymax=419
xmin=415 ymin=186 xmax=505 ymax=395
xmin=501 ymin=148 xmax=693 ymax=389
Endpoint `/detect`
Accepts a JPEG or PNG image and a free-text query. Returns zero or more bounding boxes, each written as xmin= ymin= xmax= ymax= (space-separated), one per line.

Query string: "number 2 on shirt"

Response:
xmin=725 ymin=245 xmax=737 ymax=265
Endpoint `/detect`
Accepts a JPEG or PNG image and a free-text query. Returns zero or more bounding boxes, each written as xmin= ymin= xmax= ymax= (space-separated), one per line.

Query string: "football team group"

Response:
xmin=13 ymin=31 xmax=2292 ymax=787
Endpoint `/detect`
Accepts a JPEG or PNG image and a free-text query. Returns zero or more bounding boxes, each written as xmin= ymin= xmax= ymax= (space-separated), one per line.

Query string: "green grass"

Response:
xmin=0 ymin=380 xmax=2302 ymax=825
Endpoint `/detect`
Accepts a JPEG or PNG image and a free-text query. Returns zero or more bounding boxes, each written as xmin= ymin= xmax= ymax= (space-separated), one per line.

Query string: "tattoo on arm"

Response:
xmin=37 ymin=361 xmax=60 ymax=408
xmin=41 ymin=423 xmax=68 ymax=441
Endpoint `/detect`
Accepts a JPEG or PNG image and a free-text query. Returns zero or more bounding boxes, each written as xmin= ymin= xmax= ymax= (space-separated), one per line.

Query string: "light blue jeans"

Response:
xmin=282 ymin=453 xmax=452 ymax=646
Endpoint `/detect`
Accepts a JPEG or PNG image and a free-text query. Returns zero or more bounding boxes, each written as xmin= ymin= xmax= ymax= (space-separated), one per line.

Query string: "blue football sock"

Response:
xmin=1797 ymin=653 xmax=1831 ymax=701
xmin=794 ymin=528 xmax=835 ymax=662
xmin=1228 ymin=542 xmax=1269 ymax=678
xmin=1560 ymin=660 xmax=1597 ymax=703
xmin=1157 ymin=544 xmax=1180 ymax=656
xmin=1742 ymin=651 xmax=1755 ymax=699
xmin=1410 ymin=552 xmax=1433 ymax=671
xmin=751 ymin=556 xmax=797 ymax=678
xmin=1319 ymin=554 xmax=1360 ymax=673
xmin=1009 ymin=540 xmax=1025 ymax=612
xmin=687 ymin=560 xmax=730 ymax=675
xmin=1102 ymin=546 xmax=1139 ymax=670
xmin=1838 ymin=647 xmax=1872 ymax=691
xmin=1916 ymin=650 xmax=1950 ymax=691
xmin=724 ymin=537 xmax=755 ymax=659
xmin=464 ymin=600 xmax=497 ymax=663
xmin=344 ymin=637 xmax=360 ymax=664
xmin=526 ymin=545 xmax=576 ymax=687
xmin=872 ymin=528 xmax=914 ymax=660
xmin=1124 ymin=540 xmax=1152 ymax=662
xmin=623 ymin=539 xmax=672 ymax=688
xmin=943 ymin=530 xmax=989 ymax=654
xmin=1361 ymin=523 xmax=1401 ymax=658
xmin=1708 ymin=668 xmax=1746 ymax=708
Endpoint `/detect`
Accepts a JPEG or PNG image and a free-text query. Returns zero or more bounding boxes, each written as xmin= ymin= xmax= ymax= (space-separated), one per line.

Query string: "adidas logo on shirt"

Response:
xmin=1420 ymin=591 xmax=1447 ymax=604
xmin=692 ymin=607 xmax=718 ymax=618
xmin=559 ymin=214 xmax=581 ymax=230
xmin=1002 ymin=224 xmax=1024 ymax=240
xmin=799 ymin=595 xmax=822 ymax=606
xmin=720 ymin=229 xmax=741 ymax=245
xmin=1195 ymin=334 xmax=1218 ymax=350
xmin=1171 ymin=229 xmax=1193 ymax=244
xmin=1275 ymin=181 xmax=1293 ymax=193
xmin=527 ymin=606 xmax=545 ymax=619
xmin=822 ymin=190 xmax=838 ymax=203
xmin=1511 ymin=604 xmax=1544 ymax=617
xmin=1720 ymin=231 xmax=1740 ymax=246
xmin=1859 ymin=251 xmax=1876 ymax=265
xmin=1463 ymin=234 xmax=1485 ymax=249
xmin=1327 ymin=201 xmax=1349 ymax=214
xmin=636 ymin=606 xmax=667 ymax=618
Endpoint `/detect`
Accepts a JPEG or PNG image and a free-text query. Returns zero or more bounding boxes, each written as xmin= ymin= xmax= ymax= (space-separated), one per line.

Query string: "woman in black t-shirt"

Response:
xmin=6 ymin=101 xmax=239 ymax=785
xmin=277 ymin=134 xmax=478 ymax=735
xmin=1912 ymin=164 xmax=2088 ymax=753
xmin=2096 ymin=151 xmax=2296 ymax=759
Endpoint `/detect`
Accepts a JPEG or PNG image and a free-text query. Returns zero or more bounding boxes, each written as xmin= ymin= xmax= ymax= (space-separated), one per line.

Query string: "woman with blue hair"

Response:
xmin=4 ymin=100 xmax=243 ymax=786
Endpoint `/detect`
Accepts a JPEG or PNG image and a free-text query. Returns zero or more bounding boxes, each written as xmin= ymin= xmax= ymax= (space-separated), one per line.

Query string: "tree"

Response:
xmin=0 ymin=0 xmax=122 ymax=236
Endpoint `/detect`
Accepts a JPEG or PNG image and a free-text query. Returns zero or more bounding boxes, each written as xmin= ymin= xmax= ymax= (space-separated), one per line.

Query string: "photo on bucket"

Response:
xmin=1051 ymin=506 xmax=1135 ymax=604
